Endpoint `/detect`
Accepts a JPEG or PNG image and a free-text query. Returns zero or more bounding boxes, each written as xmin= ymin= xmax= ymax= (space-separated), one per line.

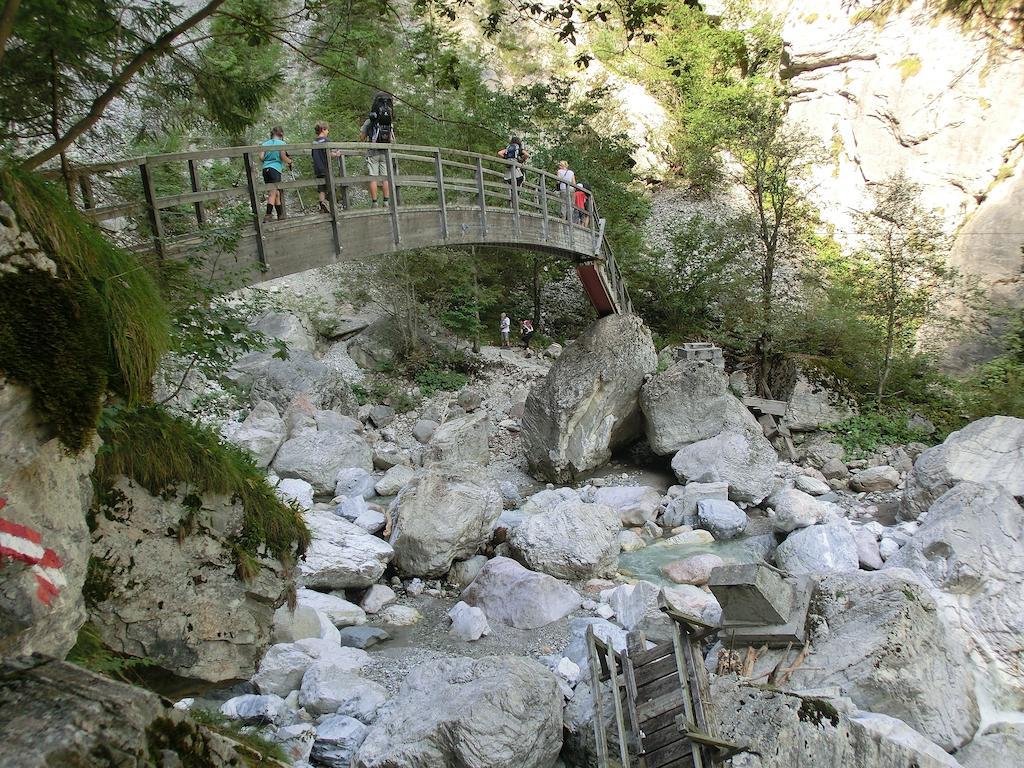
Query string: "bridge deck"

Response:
xmin=60 ymin=142 xmax=632 ymax=315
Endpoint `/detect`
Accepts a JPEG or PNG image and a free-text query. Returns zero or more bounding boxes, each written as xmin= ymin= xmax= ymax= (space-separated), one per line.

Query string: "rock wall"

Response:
xmin=766 ymin=0 xmax=1024 ymax=359
xmin=0 ymin=379 xmax=98 ymax=659
xmin=89 ymin=478 xmax=289 ymax=682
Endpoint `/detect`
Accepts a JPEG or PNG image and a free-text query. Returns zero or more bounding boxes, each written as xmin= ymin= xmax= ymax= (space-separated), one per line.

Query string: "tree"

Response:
xmin=731 ymin=93 xmax=819 ymax=396
xmin=850 ymin=172 xmax=958 ymax=400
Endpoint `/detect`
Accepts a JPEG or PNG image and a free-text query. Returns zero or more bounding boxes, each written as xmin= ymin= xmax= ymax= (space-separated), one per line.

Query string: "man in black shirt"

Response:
xmin=312 ymin=122 xmax=340 ymax=213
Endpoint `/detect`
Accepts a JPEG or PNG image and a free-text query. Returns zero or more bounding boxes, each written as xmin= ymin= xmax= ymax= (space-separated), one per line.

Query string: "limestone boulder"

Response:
xmin=334 ymin=467 xmax=375 ymax=500
xmin=662 ymin=554 xmax=725 ymax=586
xmin=887 ymin=481 xmax=1024 ymax=710
xmin=296 ymin=588 xmax=366 ymax=627
xmin=299 ymin=662 xmax=387 ymax=721
xmin=589 ymin=484 xmax=662 ymax=525
xmin=89 ymin=479 xmax=287 ymax=681
xmin=390 ymin=468 xmax=501 ymax=577
xmin=0 ymin=657 xmax=257 ymax=768
xmin=235 ymin=349 xmax=356 ymax=414
xmin=374 ymin=464 xmax=414 ymax=497
xmin=522 ymin=314 xmax=657 ymax=482
xmin=747 ymin=569 xmax=979 ymax=750
xmin=851 ymin=465 xmax=901 ymax=493
xmin=427 ymin=410 xmax=490 ymax=466
xmin=670 ymin=413 xmax=777 ymax=504
xmin=461 ymin=557 xmax=582 ymax=630
xmin=711 ymin=678 xmax=962 ymax=768
xmin=767 ymin=487 xmax=831 ymax=533
xmin=273 ymin=432 xmax=372 ymax=494
xmin=508 ymin=500 xmax=621 ymax=580
xmin=354 ymin=656 xmax=563 ymax=768
xmin=640 ymin=359 xmax=754 ymax=455
xmin=299 ymin=512 xmax=394 ymax=590
xmin=0 ymin=381 xmax=97 ymax=658
xmin=313 ymin=715 xmax=369 ymax=768
xmin=222 ymin=399 xmax=286 ymax=468
xmin=662 ymin=481 xmax=729 ymax=527
xmin=774 ymin=519 xmax=860 ymax=575
xmin=958 ymin=722 xmax=1024 ymax=768
xmin=696 ymin=498 xmax=747 ymax=539
xmin=253 ymin=310 xmax=315 ymax=353
xmin=782 ymin=374 xmax=854 ymax=432
xmin=251 ymin=639 xmax=369 ymax=697
xmin=902 ymin=416 xmax=1024 ymax=519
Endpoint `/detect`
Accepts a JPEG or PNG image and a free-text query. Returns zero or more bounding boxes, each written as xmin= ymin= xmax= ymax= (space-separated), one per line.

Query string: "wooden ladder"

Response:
xmin=586 ymin=609 xmax=745 ymax=768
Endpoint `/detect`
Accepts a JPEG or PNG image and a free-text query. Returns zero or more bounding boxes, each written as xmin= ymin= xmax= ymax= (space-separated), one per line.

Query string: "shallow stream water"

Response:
xmin=618 ymin=534 xmax=769 ymax=587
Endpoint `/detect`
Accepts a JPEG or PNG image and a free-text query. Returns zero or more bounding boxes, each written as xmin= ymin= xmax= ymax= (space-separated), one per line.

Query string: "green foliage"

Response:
xmin=897 ymin=56 xmax=922 ymax=80
xmin=67 ymin=622 xmax=155 ymax=678
xmin=828 ymin=410 xmax=933 ymax=456
xmin=0 ymin=164 xmax=168 ymax=450
xmin=415 ymin=365 xmax=468 ymax=397
xmin=94 ymin=405 xmax=309 ymax=569
xmin=187 ymin=708 xmax=289 ymax=764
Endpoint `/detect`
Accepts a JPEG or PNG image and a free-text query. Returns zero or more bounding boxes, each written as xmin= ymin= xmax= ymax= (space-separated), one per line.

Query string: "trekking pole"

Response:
xmin=288 ymin=168 xmax=307 ymax=214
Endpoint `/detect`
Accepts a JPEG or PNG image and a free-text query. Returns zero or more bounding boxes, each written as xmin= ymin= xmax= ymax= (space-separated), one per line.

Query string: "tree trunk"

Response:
xmin=0 ymin=0 xmax=20 ymax=67
xmin=531 ymin=255 xmax=542 ymax=330
xmin=471 ymin=249 xmax=481 ymax=353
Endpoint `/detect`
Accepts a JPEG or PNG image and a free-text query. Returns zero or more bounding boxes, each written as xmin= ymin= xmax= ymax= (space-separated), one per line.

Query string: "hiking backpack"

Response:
xmin=505 ymin=142 xmax=521 ymax=163
xmin=368 ymin=93 xmax=394 ymax=143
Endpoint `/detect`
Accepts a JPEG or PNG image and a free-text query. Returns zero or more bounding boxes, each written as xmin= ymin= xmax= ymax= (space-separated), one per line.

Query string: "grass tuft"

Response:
xmin=94 ymin=405 xmax=310 ymax=569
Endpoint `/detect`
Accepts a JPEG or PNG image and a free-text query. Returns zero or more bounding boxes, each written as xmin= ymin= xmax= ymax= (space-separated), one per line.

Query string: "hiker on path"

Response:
xmin=500 ymin=313 xmax=511 ymax=347
xmin=360 ymin=92 xmax=396 ymax=207
xmin=312 ymin=121 xmax=342 ymax=214
xmin=574 ymin=182 xmax=590 ymax=225
xmin=520 ymin=318 xmax=535 ymax=349
xmin=260 ymin=126 xmax=293 ymax=222
xmin=556 ymin=160 xmax=576 ymax=219
xmin=499 ymin=136 xmax=527 ymax=187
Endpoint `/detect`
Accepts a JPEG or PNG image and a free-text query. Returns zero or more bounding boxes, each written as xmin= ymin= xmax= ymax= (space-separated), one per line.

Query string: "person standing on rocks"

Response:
xmin=259 ymin=126 xmax=292 ymax=222
xmin=520 ymin=318 xmax=535 ymax=349
xmin=500 ymin=312 xmax=511 ymax=347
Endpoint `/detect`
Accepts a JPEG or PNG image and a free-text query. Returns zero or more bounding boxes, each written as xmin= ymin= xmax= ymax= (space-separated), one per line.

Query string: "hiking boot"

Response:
xmin=370 ymin=199 xmax=379 ymax=207
xmin=263 ymin=214 xmax=272 ymax=223
xmin=319 ymin=201 xmax=330 ymax=214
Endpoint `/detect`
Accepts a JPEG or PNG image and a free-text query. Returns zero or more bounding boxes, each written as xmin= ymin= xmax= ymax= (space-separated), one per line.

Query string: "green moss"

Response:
xmin=82 ymin=556 xmax=116 ymax=607
xmin=188 ymin=708 xmax=289 ymax=765
xmin=0 ymin=164 xmax=169 ymax=450
xmin=94 ymin=405 xmax=309 ymax=570
xmin=897 ymin=56 xmax=922 ymax=81
xmin=798 ymin=697 xmax=840 ymax=727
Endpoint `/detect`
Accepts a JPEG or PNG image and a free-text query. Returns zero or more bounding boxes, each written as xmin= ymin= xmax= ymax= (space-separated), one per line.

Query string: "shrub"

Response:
xmin=415 ymin=365 xmax=468 ymax=397
xmin=94 ymin=405 xmax=309 ymax=570
xmin=828 ymin=409 xmax=933 ymax=456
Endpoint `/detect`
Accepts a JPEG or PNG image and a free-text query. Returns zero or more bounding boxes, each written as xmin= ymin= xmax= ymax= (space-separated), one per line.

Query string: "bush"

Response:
xmin=828 ymin=409 xmax=934 ymax=457
xmin=415 ymin=365 xmax=468 ymax=397
xmin=94 ymin=404 xmax=309 ymax=570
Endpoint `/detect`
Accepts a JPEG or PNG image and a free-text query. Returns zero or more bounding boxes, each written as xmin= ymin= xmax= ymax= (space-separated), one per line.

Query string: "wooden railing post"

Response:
xmin=566 ymin=184 xmax=575 ymax=252
xmin=475 ymin=156 xmax=488 ymax=237
xmin=384 ymin=147 xmax=400 ymax=246
xmin=242 ymin=151 xmax=268 ymax=271
xmin=187 ymin=159 xmax=207 ymax=225
xmin=434 ymin=150 xmax=448 ymax=241
xmin=337 ymin=152 xmax=350 ymax=211
xmin=539 ymin=172 xmax=549 ymax=241
xmin=324 ymin=153 xmax=342 ymax=256
xmin=510 ymin=162 xmax=521 ymax=239
xmin=139 ymin=161 xmax=165 ymax=259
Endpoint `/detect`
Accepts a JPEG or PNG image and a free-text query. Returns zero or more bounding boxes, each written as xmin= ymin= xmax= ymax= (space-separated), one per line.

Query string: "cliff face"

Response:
xmin=767 ymin=0 xmax=1024 ymax=359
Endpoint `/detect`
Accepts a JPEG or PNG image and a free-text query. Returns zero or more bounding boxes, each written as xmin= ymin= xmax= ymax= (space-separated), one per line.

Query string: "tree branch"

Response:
xmin=21 ymin=0 xmax=226 ymax=171
xmin=0 ymin=0 xmax=20 ymax=67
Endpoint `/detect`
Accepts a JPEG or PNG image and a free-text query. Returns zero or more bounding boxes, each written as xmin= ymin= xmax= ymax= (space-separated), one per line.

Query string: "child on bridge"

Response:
xmin=260 ymin=126 xmax=293 ymax=222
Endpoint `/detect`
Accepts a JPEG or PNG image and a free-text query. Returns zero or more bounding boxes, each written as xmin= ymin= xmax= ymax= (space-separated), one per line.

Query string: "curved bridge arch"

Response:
xmin=65 ymin=142 xmax=632 ymax=315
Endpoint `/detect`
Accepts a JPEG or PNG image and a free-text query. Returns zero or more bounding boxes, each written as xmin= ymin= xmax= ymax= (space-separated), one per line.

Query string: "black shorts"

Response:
xmin=315 ymin=174 xmax=328 ymax=194
xmin=262 ymin=168 xmax=282 ymax=184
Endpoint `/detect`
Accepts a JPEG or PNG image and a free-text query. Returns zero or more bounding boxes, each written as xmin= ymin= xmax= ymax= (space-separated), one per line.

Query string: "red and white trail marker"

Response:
xmin=0 ymin=498 xmax=67 ymax=606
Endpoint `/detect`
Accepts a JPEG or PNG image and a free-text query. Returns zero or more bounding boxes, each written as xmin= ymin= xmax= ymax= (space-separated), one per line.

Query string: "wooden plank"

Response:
xmin=434 ymin=150 xmax=448 ymax=241
xmin=187 ymin=159 xmax=206 ymax=224
xmin=324 ymin=152 xmax=342 ymax=256
xmin=384 ymin=147 xmax=400 ymax=245
xmin=641 ymin=704 xmax=685 ymax=735
xmin=338 ymin=154 xmax=350 ymax=210
xmin=634 ymin=656 xmax=678 ymax=689
xmin=586 ymin=626 xmax=611 ymax=767
xmin=606 ymin=640 xmax=633 ymax=767
xmin=742 ymin=396 xmax=788 ymax=417
xmin=155 ymin=185 xmax=245 ymax=209
xmin=642 ymin=719 xmax=687 ymax=754
xmin=475 ymin=157 xmax=487 ymax=237
xmin=629 ymin=641 xmax=675 ymax=668
xmin=622 ymin=654 xmax=644 ymax=756
xmin=637 ymin=673 xmax=684 ymax=706
xmin=637 ymin=690 xmax=685 ymax=723
xmin=242 ymin=151 xmax=267 ymax=271
xmin=645 ymin=737 xmax=693 ymax=768
xmin=139 ymin=161 xmax=165 ymax=258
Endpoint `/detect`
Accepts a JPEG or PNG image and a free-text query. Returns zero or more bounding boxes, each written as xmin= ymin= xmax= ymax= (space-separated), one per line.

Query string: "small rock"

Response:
xmin=312 ymin=715 xmax=368 ymax=767
xmin=377 ymin=604 xmax=422 ymax=626
xmin=662 ymin=554 xmax=725 ymax=585
xmin=276 ymin=478 xmax=315 ymax=510
xmin=878 ymin=537 xmax=901 ymax=561
xmin=820 ymin=458 xmax=850 ymax=480
xmin=406 ymin=578 xmax=424 ymax=596
xmin=664 ymin=529 xmax=715 ymax=546
xmin=360 ymin=584 xmax=397 ymax=615
xmin=457 ymin=388 xmax=483 ymax=411
xmin=337 ymin=626 xmax=391 ymax=649
xmin=275 ymin=723 xmax=317 ymax=764
xmin=448 ymin=601 xmax=491 ymax=641
xmin=556 ymin=657 xmax=580 ymax=684
xmin=221 ymin=694 xmax=288 ymax=725
xmin=411 ymin=419 xmax=438 ymax=444
xmin=696 ymin=498 xmax=747 ymax=539
xmin=334 ymin=467 xmax=376 ymax=500
xmin=447 ymin=555 xmax=488 ymax=589
xmin=850 ymin=465 xmax=900 ymax=493
xmin=374 ymin=464 xmax=415 ymax=496
xmin=498 ymin=481 xmax=522 ymax=509
xmin=369 ymin=404 xmax=396 ymax=428
xmin=795 ymin=474 xmax=831 ymax=496
xmin=618 ymin=529 xmax=647 ymax=552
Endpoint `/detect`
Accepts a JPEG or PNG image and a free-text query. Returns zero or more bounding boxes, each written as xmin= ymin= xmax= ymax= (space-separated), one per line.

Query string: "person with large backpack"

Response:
xmin=359 ymin=92 xmax=395 ymax=207
xmin=498 ymin=136 xmax=527 ymax=188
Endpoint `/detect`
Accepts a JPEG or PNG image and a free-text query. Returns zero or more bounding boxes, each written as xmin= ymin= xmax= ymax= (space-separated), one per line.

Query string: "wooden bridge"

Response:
xmin=62 ymin=142 xmax=632 ymax=316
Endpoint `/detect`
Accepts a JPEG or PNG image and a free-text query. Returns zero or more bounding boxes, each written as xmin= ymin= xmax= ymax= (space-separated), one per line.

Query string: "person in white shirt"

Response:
xmin=556 ymin=160 xmax=576 ymax=219
xmin=500 ymin=313 xmax=511 ymax=347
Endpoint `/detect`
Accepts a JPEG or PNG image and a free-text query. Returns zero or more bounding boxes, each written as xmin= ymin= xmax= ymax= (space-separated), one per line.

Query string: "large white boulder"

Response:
xmin=313 ymin=716 xmax=369 ymax=768
xmin=902 ymin=416 xmax=1024 ymax=519
xmin=670 ymin=413 xmax=776 ymax=505
xmin=767 ymin=487 xmax=831 ymax=533
xmin=427 ymin=411 xmax=490 ymax=466
xmin=521 ymin=314 xmax=657 ymax=482
xmin=223 ymin=400 xmax=287 ymax=467
xmin=640 ymin=359 xmax=754 ymax=455
xmin=390 ymin=468 xmax=501 ymax=577
xmin=354 ymin=656 xmax=563 ymax=768
xmin=299 ymin=512 xmax=394 ymax=590
xmin=589 ymin=485 xmax=662 ymax=525
xmin=774 ymin=519 xmax=860 ymax=575
xmin=461 ymin=557 xmax=582 ymax=630
xmin=253 ymin=311 xmax=315 ymax=353
xmin=299 ymin=662 xmax=387 ymax=721
xmin=508 ymin=500 xmax=621 ymax=580
xmin=297 ymin=588 xmax=366 ymax=627
xmin=887 ymin=481 xmax=1024 ymax=710
xmin=273 ymin=432 xmax=373 ymax=494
